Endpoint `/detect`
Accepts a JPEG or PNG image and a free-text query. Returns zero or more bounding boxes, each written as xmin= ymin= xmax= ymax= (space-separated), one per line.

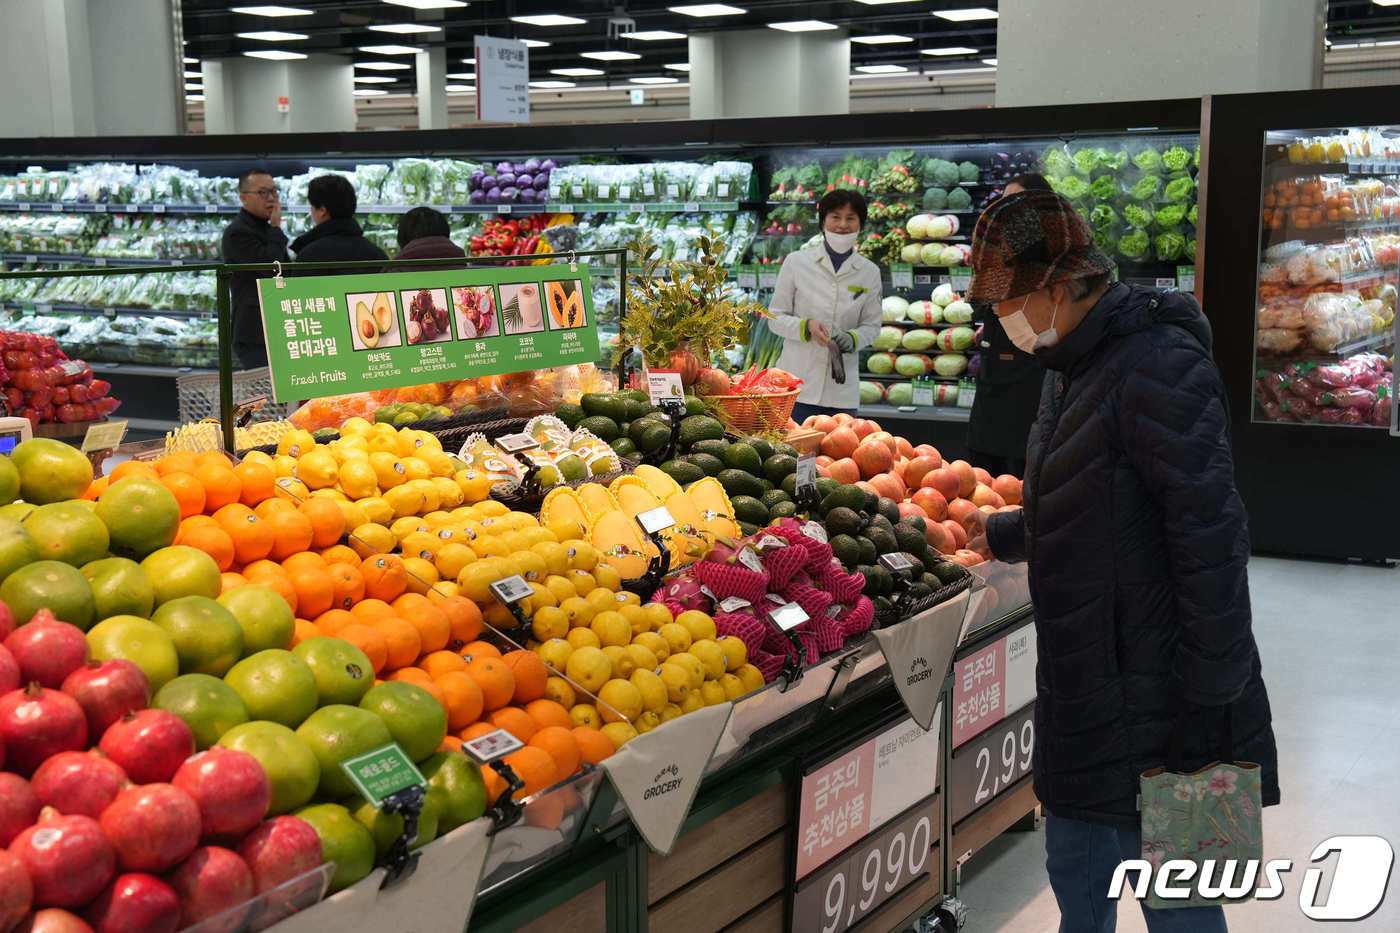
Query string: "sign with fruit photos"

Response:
xmin=257 ymin=264 xmax=598 ymax=402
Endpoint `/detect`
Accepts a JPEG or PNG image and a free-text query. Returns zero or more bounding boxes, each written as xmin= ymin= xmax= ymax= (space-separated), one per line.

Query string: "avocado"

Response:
xmin=919 ymin=548 xmax=942 ymax=573
xmin=831 ymin=534 xmax=862 ymax=568
xmin=758 ymin=478 xmax=775 ymax=494
xmin=816 ymin=477 xmax=840 ymax=499
xmin=354 ymin=300 xmax=379 ymax=348
xmin=867 ymin=514 xmax=894 ymax=536
xmin=717 ymin=468 xmax=763 ymax=499
xmin=780 ymin=474 xmax=797 ymax=497
xmin=622 ymin=389 xmax=649 ymax=403
xmin=659 ymin=459 xmax=705 ymax=486
xmin=860 ymin=564 xmax=894 ymax=597
xmin=684 ymin=452 xmax=725 ymax=477
xmin=722 ymin=442 xmax=763 ymax=475
xmin=577 ymin=415 xmax=620 ymax=442
xmin=930 ymin=560 xmax=964 ymax=586
xmin=554 ymin=402 xmax=585 ymax=429
xmin=820 ymin=485 xmax=866 ymax=516
xmin=902 ymin=513 xmax=927 ymax=535
xmin=877 ymin=497 xmax=901 ymax=525
xmin=747 ymin=437 xmax=775 ymax=461
xmin=611 ymin=437 xmax=638 ymax=458
xmin=633 ymin=421 xmax=673 ymax=454
xmin=690 ymin=439 xmax=730 ymax=459
xmin=856 ymin=537 xmax=877 ymax=565
xmin=874 ymin=594 xmax=895 ymax=613
xmin=893 ymin=523 xmax=927 ymax=555
xmin=760 ymin=489 xmax=791 ymax=509
xmin=920 ymin=572 xmax=942 ymax=590
xmin=908 ymin=581 xmax=934 ymax=601
xmin=730 ymin=495 xmax=770 ymax=526
xmin=620 ymin=421 xmax=631 ymax=436
xmin=770 ymin=500 xmax=798 ymax=519
xmin=862 ymin=490 xmax=880 ymax=514
xmin=684 ymin=396 xmax=709 ymax=416
xmin=894 ymin=552 xmax=924 ymax=581
xmin=861 ymin=525 xmax=898 ymax=555
xmin=372 ymin=293 xmax=394 ymax=335
xmin=739 ymin=521 xmax=759 ymax=537
xmin=773 ymin=442 xmax=799 ymax=458
xmin=623 ymin=398 xmax=652 ymax=421
xmin=763 ymin=454 xmax=797 ymax=485
xmin=824 ymin=507 xmax=865 ymax=538
xmin=580 ymin=392 xmax=625 ymax=421
xmin=678 ymin=415 xmax=725 ymax=447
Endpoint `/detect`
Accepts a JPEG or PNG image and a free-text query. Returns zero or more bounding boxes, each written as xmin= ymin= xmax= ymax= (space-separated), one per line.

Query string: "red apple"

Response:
xmin=0 ymin=849 xmax=32 ymax=932
xmin=83 ymin=873 xmax=180 ymax=933
xmin=17 ymin=909 xmax=96 ymax=933
xmin=0 ymin=600 xmax=15 ymax=641
xmin=0 ymin=772 xmax=40 ymax=846
xmin=172 ymin=748 xmax=270 ymax=839
xmin=10 ymin=809 xmax=116 ymax=909
xmin=98 ymin=710 xmax=193 ymax=785
xmin=237 ymin=816 xmax=323 ymax=894
xmin=0 ymin=684 xmax=87 ymax=775
xmin=0 ymin=643 xmax=18 ymax=694
xmin=99 ymin=784 xmax=200 ymax=874
xmin=166 ymin=847 xmax=253 ymax=929
xmin=32 ymin=751 xmax=128 ymax=819
xmin=61 ymin=661 xmax=149 ymax=739
xmin=4 ymin=613 xmax=89 ymax=689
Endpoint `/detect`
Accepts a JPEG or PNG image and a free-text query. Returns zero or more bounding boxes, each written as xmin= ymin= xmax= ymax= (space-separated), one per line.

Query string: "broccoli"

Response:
xmin=1090 ymin=175 xmax=1119 ymax=200
xmin=930 ymin=159 xmax=961 ymax=187
xmin=1089 ymin=204 xmax=1120 ymax=232
xmin=947 ymin=187 xmax=973 ymax=210
xmin=1129 ymin=175 xmax=1162 ymax=201
xmin=1188 ymin=204 xmax=1198 ymax=226
xmin=1154 ymin=231 xmax=1188 ymax=261
xmin=1119 ymin=230 xmax=1149 ymax=260
xmin=1053 ymin=175 xmax=1090 ymax=200
xmin=1123 ymin=203 xmax=1153 ymax=229
xmin=1164 ymin=175 xmax=1195 ymax=203
xmin=958 ymin=160 xmax=981 ymax=183
xmin=1133 ymin=148 xmax=1163 ymax=173
xmin=1154 ymin=204 xmax=1187 ymax=228
xmin=1042 ymin=147 xmax=1073 ymax=179
xmin=922 ymin=187 xmax=948 ymax=211
xmin=1162 ymin=146 xmax=1191 ymax=172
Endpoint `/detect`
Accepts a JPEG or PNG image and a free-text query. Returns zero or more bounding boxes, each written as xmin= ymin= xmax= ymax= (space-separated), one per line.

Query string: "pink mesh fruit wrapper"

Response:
xmin=779 ymin=580 xmax=834 ymax=621
xmin=800 ymin=616 xmax=844 ymax=655
xmin=696 ymin=560 xmax=769 ymax=604
xmin=752 ymin=649 xmax=786 ymax=683
xmin=715 ymin=611 xmax=768 ymax=657
xmin=760 ymin=544 xmax=807 ymax=589
xmin=836 ymin=596 xmax=875 ymax=638
xmin=818 ymin=562 xmax=866 ymax=604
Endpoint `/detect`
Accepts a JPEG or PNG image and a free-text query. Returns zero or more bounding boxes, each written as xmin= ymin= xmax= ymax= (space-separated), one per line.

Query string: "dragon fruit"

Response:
xmin=696 ymin=559 xmax=769 ymax=604
xmin=657 ymin=571 xmax=711 ymax=614
xmin=817 ymin=562 xmax=866 ymax=604
xmin=836 ymin=596 xmax=875 ymax=638
xmin=757 ymin=541 xmax=806 ymax=589
xmin=779 ymin=579 xmax=834 ymax=621
xmin=715 ymin=612 xmax=767 ymax=656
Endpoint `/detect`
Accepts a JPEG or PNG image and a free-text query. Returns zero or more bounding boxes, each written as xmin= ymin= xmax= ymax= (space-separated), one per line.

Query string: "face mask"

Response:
xmin=825 ymin=230 xmax=858 ymax=254
xmin=1001 ymin=293 xmax=1063 ymax=354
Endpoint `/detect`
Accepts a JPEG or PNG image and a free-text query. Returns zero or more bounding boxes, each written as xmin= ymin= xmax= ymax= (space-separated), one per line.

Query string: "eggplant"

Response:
xmin=469 ymin=189 xmax=486 ymax=204
xmin=496 ymin=161 xmax=513 ymax=174
xmin=523 ymin=157 xmax=541 ymax=173
xmin=485 ymin=187 xmax=503 ymax=203
xmin=470 ymin=169 xmax=485 ymax=188
xmin=515 ymin=172 xmax=533 ymax=189
xmin=519 ymin=187 xmax=537 ymax=203
xmin=500 ymin=186 xmax=520 ymax=201
xmin=533 ymin=173 xmax=549 ymax=190
xmin=497 ymin=172 xmax=516 ymax=188
xmin=540 ymin=158 xmax=557 ymax=172
xmin=481 ymin=174 xmax=497 ymax=190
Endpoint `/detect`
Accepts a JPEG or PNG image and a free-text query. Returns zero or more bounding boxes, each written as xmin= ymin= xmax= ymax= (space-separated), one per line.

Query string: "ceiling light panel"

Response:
xmin=768 ymin=20 xmax=836 ymax=31
xmin=354 ymin=75 xmax=396 ymax=83
xmin=183 ymin=70 xmax=202 ymax=79
xmin=629 ymin=76 xmax=679 ymax=84
xmin=851 ymin=34 xmax=913 ymax=44
xmin=183 ymin=56 xmax=199 ymax=64
xmin=852 ymin=0 xmax=919 ymax=5
xmin=854 ymin=64 xmax=908 ymax=73
xmin=367 ymin=23 xmax=441 ymax=34
xmin=236 ymin=30 xmax=307 ymax=41
xmin=982 ymin=57 xmax=997 ymax=65
xmin=510 ymin=14 xmax=586 ymax=26
xmin=446 ymin=71 xmax=475 ymax=79
xmin=670 ymin=4 xmax=746 ymax=16
xmin=580 ymin=50 xmax=642 ymax=60
xmin=359 ymin=44 xmax=421 ymax=54
xmin=445 ymin=84 xmax=474 ymax=92
xmin=619 ymin=30 xmax=687 ymax=40
xmin=921 ymin=46 xmax=979 ymax=55
xmin=356 ymin=60 xmax=411 ymax=70
xmin=933 ymin=7 xmax=999 ymax=20
xmin=353 ymin=88 xmax=390 ymax=96
xmin=383 ymin=0 xmax=466 ymax=8
xmin=552 ymin=67 xmax=605 ymax=76
xmin=529 ymin=79 xmax=575 ymax=88
xmin=520 ymin=39 xmax=551 ymax=48
xmin=664 ymin=62 xmax=691 ymax=71
xmin=229 ymin=5 xmax=311 ymax=16
xmin=186 ymin=94 xmax=205 ymax=101
xmin=243 ymin=49 xmax=307 ymax=60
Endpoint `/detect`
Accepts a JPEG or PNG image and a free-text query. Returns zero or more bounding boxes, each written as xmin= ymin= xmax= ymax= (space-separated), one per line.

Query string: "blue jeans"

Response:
xmin=1045 ymin=813 xmax=1228 ymax=933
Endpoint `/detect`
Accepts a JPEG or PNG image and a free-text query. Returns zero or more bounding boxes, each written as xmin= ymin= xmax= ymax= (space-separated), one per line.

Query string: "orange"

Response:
xmin=215 ymin=504 xmax=275 ymax=565
xmin=110 ymin=460 xmax=158 ymax=483
xmin=464 ymin=656 xmax=514 ymax=711
xmin=524 ymin=699 xmax=573 ymax=731
xmin=434 ymin=671 xmax=484 ymax=730
xmin=438 ymin=735 xmax=463 ymax=753
xmin=572 ymin=726 xmax=615 ymax=765
xmin=321 ymin=544 xmax=361 ymax=567
xmin=488 ymin=706 xmax=538 ymax=743
xmin=220 ymin=571 xmax=248 ymax=594
xmin=176 ymin=514 xmax=216 ymax=544
xmin=529 ymin=726 xmax=581 ymax=784
xmin=195 ymin=463 xmax=241 ymax=513
xmin=327 ymin=562 xmax=365 ymax=611
xmin=388 ymin=666 xmax=432 ymax=686
xmin=195 ymin=450 xmax=234 ymax=469
xmin=458 ymin=721 xmax=498 ymax=743
xmin=502 ymin=747 xmax=556 ymax=799
xmin=431 ymin=595 xmax=483 ymax=648
xmin=461 ymin=640 xmax=501 ymax=661
xmin=481 ymin=764 xmax=506 ymax=806
xmin=337 ymin=623 xmax=388 ymax=673
xmin=371 ymin=615 xmax=422 ymax=670
xmin=291 ymin=618 xmax=320 ymax=647
xmin=160 ymin=471 xmax=206 ymax=519
xmin=281 ymin=551 xmax=328 ymax=576
xmin=314 ymin=608 xmax=356 ymax=635
xmin=300 ymin=498 xmax=346 ymax=549
xmin=361 ymin=554 xmax=407 ymax=602
xmin=288 ymin=566 xmax=334 ymax=619
xmin=156 ymin=451 xmax=198 ymax=476
xmin=350 ymin=598 xmax=396 ymax=624
xmin=254 ymin=498 xmax=296 ymax=520
xmin=266 ymin=509 xmax=315 ymax=562
xmin=392 ymin=594 xmax=450 ymax=654
xmin=242 ymin=558 xmax=286 ymax=580
xmin=179 ymin=522 xmax=237 ymax=572
xmin=244 ymin=569 xmax=297 ymax=614
xmin=234 ymin=461 xmax=276 ymax=507
xmin=420 ymin=650 xmax=467 ymax=679
xmin=502 ymin=650 xmax=548 ymax=705
xmin=414 ymin=678 xmax=446 ymax=710
xmin=82 ymin=476 xmax=109 ymax=500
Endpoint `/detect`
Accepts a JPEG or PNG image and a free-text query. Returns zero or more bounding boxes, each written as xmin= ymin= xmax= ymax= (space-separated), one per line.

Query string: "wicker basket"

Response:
xmin=701 ymin=389 xmax=800 ymax=434
xmin=872 ymin=564 xmax=975 ymax=630
xmin=177 ymin=367 xmax=294 ymax=425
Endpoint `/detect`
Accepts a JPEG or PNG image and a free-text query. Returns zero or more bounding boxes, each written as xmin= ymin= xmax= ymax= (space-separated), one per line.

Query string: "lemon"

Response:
xmin=398 ymin=530 xmax=440 ymax=560
xmin=473 ymin=501 xmax=509 ymax=518
xmin=296 ymin=449 xmax=340 ymax=490
xmin=566 ymin=627 xmax=601 ymax=650
xmin=676 ymin=610 xmax=717 ymax=643
xmin=632 ymin=631 xmax=670 ymax=663
xmin=434 ymin=543 xmax=476 ymax=580
xmin=456 ymin=561 xmax=506 ymax=603
xmin=602 ymin=645 xmax=636 ymax=680
xmin=338 ymin=460 xmax=379 ymax=499
xmin=570 ymin=704 xmax=602 ymax=729
xmin=529 ymin=541 xmax=569 ymax=577
xmin=564 ymin=646 xmax=611 ymax=692
xmin=401 ymin=557 xmax=438 ymax=592
xmin=503 ymin=550 xmax=544 ymax=583
xmin=421 ymin=451 xmax=456 ymax=478
xmin=583 ymin=587 xmax=616 ymax=616
xmin=336 ymin=500 xmax=369 ymax=532
xmin=401 ymin=458 xmax=432 ymax=483
xmin=624 ymin=643 xmax=658 ymax=673
xmin=521 ymin=581 xmax=557 ymax=615
xmin=658 ymin=622 xmax=692 ymax=656
xmin=367 ymin=433 xmax=399 ymax=454
xmin=340 ymin=417 xmax=373 ymax=436
xmin=719 ymin=673 xmax=746 ymax=701
xmin=454 ymin=470 xmax=492 ymax=504
xmin=471 ymin=535 xmax=509 ymax=559
xmin=530 ymin=605 xmax=569 ymax=642
xmin=592 ymin=564 xmax=621 ymax=592
xmin=735 ymin=663 xmax=765 ymax=694
xmin=667 ymin=652 xmax=705 ymax=690
xmin=657 ymin=663 xmax=690 ymax=703
xmin=597 ymin=678 xmax=642 ymax=723
xmin=241 ymin=450 xmax=275 ymax=468
xmin=634 ymin=711 xmax=661 ymax=734
xmin=660 ymin=703 xmax=683 ymax=723
xmin=630 ymin=668 xmax=667 ymax=713
xmin=680 ymin=692 xmax=705 ymax=714
xmin=590 ymin=611 xmax=630 ymax=648
xmin=277 ymin=429 xmax=316 ymax=458
xmin=601 ymin=721 xmax=638 ymax=749
xmin=717 ymin=636 xmax=748 ymax=673
xmin=689 ymin=640 xmax=727 ymax=680
xmin=405 ymin=478 xmax=439 ymax=512
xmin=542 ymin=574 xmax=576 ymax=605
xmin=383 ymin=485 xmax=426 ymax=519
xmin=566 ymin=541 xmax=599 ymax=571
xmin=558 ymin=596 xmax=594 ymax=629
xmin=700 ymin=681 xmax=727 ymax=706
xmin=566 ymin=569 xmax=597 ymax=596
xmin=430 ymin=476 xmax=464 ymax=508
xmin=544 ymin=676 xmax=575 ymax=708
xmin=392 ymin=518 xmax=430 ymax=543
xmin=274 ymin=476 xmax=310 ymax=503
xmin=618 ymin=604 xmax=649 ymax=637
xmin=643 ymin=602 xmax=672 ymax=631
xmin=535 ymin=637 xmax=573 ymax=672
xmin=350 ymin=523 xmax=395 ymax=559
xmin=369 ymin=452 xmax=409 ymax=490
xmin=612 ymin=590 xmax=641 ymax=607
xmin=356 ymin=497 xmax=394 ymax=526
xmin=430 ymin=581 xmax=460 ymax=600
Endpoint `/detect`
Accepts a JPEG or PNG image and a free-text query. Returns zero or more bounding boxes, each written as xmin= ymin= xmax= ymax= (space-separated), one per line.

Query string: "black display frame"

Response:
xmin=1199 ymin=87 xmax=1400 ymax=563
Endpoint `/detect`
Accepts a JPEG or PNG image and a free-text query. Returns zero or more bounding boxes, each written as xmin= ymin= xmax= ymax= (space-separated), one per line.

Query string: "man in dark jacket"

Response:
xmin=221 ymin=169 xmax=289 ymax=368
xmin=291 ymin=175 xmax=387 ymax=265
xmin=965 ymin=191 xmax=1277 ymax=933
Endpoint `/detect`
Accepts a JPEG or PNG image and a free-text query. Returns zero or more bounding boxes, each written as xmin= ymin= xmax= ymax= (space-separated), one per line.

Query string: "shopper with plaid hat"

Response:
xmin=963 ymin=190 xmax=1277 ymax=933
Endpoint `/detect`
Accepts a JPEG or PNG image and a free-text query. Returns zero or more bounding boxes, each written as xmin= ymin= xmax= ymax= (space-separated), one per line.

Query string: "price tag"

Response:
xmin=125 ymin=204 xmax=138 ymax=213
xmin=59 ymin=361 xmax=86 ymax=377
xmin=794 ymin=454 xmax=817 ymax=499
xmin=914 ymin=273 xmax=933 ymax=285
xmin=737 ymin=547 xmax=764 ymax=573
xmin=22 ymin=255 xmax=35 ymax=264
xmin=890 ymin=264 xmax=913 ymax=289
xmin=911 ymin=383 xmax=934 ymax=407
xmin=102 ymin=307 xmax=116 ymax=319
xmin=80 ymin=419 xmax=127 ymax=453
xmin=801 ymin=521 xmax=827 ymax=543
xmin=950 ymin=272 xmax=972 ymax=291
xmin=17 ymin=203 xmax=29 ymax=212
xmin=49 ymin=203 xmax=62 ymax=212
xmin=949 ymin=701 xmax=1034 ymax=823
xmin=735 ymin=264 xmax=758 ymax=288
xmin=1177 ymin=265 xmax=1196 ymax=292
xmin=555 ymin=203 xmax=574 ymax=213
xmin=719 ymin=595 xmax=752 ymax=612
xmin=879 ymin=552 xmax=913 ymax=573
xmin=636 ymin=506 xmax=676 ymax=535
xmin=683 ymin=201 xmax=700 ymax=212
xmin=495 ymin=432 xmax=540 ymax=454
xmin=93 ymin=204 xmax=107 ymax=213
xmin=340 ymin=742 xmax=425 ymax=806
xmin=93 ymin=258 xmax=107 ymax=267
xmin=170 ymin=259 xmax=183 ymax=266
xmin=462 ymin=728 xmax=524 ymax=766
xmin=204 ymin=205 xmax=218 ymax=214
xmin=496 ymin=204 xmax=511 ymax=214
xmin=489 ymin=574 xmax=531 ymax=604
xmin=153 ymin=204 xmax=166 ymax=214
xmin=756 ymin=533 xmax=786 ymax=550
xmin=1155 ymin=277 xmax=1176 ymax=289
xmin=35 ymin=304 xmax=52 ymax=315
xmin=769 ymin=601 xmax=809 ymax=632
xmin=646 ymin=370 xmax=684 ymax=406
xmin=758 ymin=268 xmax=779 ymax=289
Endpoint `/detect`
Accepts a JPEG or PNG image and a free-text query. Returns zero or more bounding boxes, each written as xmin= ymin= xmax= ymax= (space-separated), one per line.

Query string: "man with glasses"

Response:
xmin=222 ymin=169 xmax=290 ymax=368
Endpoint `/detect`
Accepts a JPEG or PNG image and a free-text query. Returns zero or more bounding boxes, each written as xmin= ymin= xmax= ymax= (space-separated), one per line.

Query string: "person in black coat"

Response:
xmin=221 ymin=169 xmax=290 ymax=368
xmin=964 ymin=191 xmax=1277 ymax=933
xmin=290 ymin=175 xmax=387 ymax=265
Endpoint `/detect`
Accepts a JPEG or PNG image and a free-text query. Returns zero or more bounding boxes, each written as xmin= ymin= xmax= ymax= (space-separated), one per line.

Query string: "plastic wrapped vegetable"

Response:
xmin=946 ymin=187 xmax=973 ymax=210
xmin=1091 ymin=227 xmax=1118 ymax=254
xmin=1162 ymin=146 xmax=1192 ymax=172
xmin=1164 ymin=175 xmax=1195 ymax=203
xmin=1187 ymin=204 xmax=1198 ymax=226
xmin=1089 ymin=204 xmax=1119 ymax=232
xmin=1154 ymin=231 xmax=1188 ymax=261
xmin=1102 ymin=150 xmax=1129 ymax=173
xmin=1089 ymin=175 xmax=1119 ymax=200
xmin=957 ymin=161 xmax=980 ymax=183
xmin=922 ymin=187 xmax=948 ymax=211
xmin=1071 ymin=147 xmax=1102 ymax=176
xmin=1053 ymin=175 xmax=1089 ymax=200
xmin=1119 ymin=229 xmax=1149 ymax=260
xmin=1123 ymin=203 xmax=1153 ymax=229
xmin=1133 ymin=148 xmax=1163 ymax=173
xmin=1154 ymin=203 xmax=1187 ymax=228
xmin=1129 ymin=174 xmax=1162 ymax=201
xmin=1186 ymin=238 xmax=1196 ymax=259
xmin=1041 ymin=147 xmax=1073 ymax=179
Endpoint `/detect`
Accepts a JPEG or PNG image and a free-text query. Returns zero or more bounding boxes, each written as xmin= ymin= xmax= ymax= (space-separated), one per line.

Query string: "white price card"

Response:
xmin=758 ymin=268 xmax=780 ymax=289
xmin=80 ymin=420 xmax=127 ymax=453
xmin=794 ymin=455 xmax=817 ymax=498
xmin=463 ymin=728 xmax=524 ymax=765
xmin=636 ymin=506 xmax=676 ymax=535
xmin=801 ymin=521 xmax=827 ymax=543
xmin=489 ymin=574 xmax=532 ymax=604
xmin=204 ymin=205 xmax=218 ymax=214
xmin=769 ymin=602 xmax=810 ymax=632
xmin=719 ymin=596 xmax=752 ymax=612
xmin=474 ymin=34 xmax=530 ymax=124
xmin=950 ymin=272 xmax=972 ymax=291
xmin=890 ymin=263 xmax=914 ymax=289
xmin=738 ymin=547 xmax=765 ymax=573
xmin=879 ymin=552 xmax=914 ymax=573
xmin=646 ymin=370 xmax=684 ymax=405
xmin=495 ymin=432 xmax=540 ymax=454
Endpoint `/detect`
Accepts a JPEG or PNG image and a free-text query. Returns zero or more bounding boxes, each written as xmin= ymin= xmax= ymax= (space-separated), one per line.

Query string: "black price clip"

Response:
xmin=377 ymin=783 xmax=425 ymax=888
xmin=464 ymin=729 xmax=527 ymax=834
xmin=767 ymin=601 xmax=809 ymax=690
xmin=490 ymin=574 xmax=533 ymax=629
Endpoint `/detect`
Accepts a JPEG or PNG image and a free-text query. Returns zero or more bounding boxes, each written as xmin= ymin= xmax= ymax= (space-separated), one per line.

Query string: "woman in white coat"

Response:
xmin=767 ymin=189 xmax=884 ymax=421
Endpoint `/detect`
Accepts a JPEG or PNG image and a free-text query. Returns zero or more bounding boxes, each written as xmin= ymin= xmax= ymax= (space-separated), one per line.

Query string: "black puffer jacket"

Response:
xmin=985 ymin=282 xmax=1278 ymax=828
xmin=291 ymin=217 xmax=387 ymax=265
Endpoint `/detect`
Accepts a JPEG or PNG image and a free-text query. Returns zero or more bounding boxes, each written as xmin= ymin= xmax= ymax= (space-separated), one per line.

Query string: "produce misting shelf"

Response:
xmin=1 ymin=253 xmax=209 ymax=268
xmin=857 ymin=403 xmax=971 ymax=423
xmin=89 ymin=362 xmax=213 ymax=378
xmin=1 ymin=300 xmax=211 ymax=319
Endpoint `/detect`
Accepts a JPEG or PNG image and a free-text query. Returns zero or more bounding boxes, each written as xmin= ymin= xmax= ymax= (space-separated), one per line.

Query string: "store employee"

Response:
xmin=767 ymin=189 xmax=883 ymax=420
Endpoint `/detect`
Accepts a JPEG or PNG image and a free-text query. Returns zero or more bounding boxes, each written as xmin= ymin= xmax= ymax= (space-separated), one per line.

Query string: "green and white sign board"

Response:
xmin=341 ymin=743 xmax=426 ymax=805
xmin=258 ymin=264 xmax=599 ymax=402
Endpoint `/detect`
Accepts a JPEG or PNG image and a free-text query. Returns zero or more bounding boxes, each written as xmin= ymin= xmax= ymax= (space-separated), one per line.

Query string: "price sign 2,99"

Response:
xmin=948 ymin=701 xmax=1035 ymax=825
xmin=791 ymin=799 xmax=937 ymax=933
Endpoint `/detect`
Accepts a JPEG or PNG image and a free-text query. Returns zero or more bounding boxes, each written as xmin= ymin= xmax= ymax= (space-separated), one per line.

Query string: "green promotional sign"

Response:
xmin=341 ymin=742 xmax=426 ymax=805
xmin=257 ymin=264 xmax=599 ymax=402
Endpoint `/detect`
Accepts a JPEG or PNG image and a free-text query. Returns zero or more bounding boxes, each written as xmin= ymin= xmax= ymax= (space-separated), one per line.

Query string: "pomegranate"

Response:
xmin=15 ymin=909 xmax=95 ymax=933
xmin=0 ymin=684 xmax=87 ymax=775
xmin=237 ymin=816 xmax=323 ymax=894
xmin=0 ymin=643 xmax=18 ymax=694
xmin=83 ymin=873 xmax=180 ymax=933
xmin=9 ymin=809 xmax=116 ymax=909
xmin=693 ymin=366 xmax=731 ymax=397
xmin=0 ymin=849 xmax=33 ymax=932
xmin=0 ymin=772 xmax=40 ymax=846
xmin=60 ymin=661 xmax=149 ymax=738
xmin=4 ymin=613 xmax=89 ymax=689
xmin=172 ymin=748 xmax=270 ymax=839
xmin=98 ymin=784 xmax=200 ymax=874
xmin=32 ymin=751 xmax=128 ymax=819
xmin=166 ymin=847 xmax=253 ymax=929
xmin=0 ymin=599 xmax=15 ymax=640
xmin=667 ymin=347 xmax=701 ymax=386
xmin=97 ymin=709 xmax=192 ymax=784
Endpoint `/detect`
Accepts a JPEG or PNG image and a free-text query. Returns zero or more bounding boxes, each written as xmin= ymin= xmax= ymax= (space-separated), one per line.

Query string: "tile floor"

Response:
xmin=957 ymin=556 xmax=1400 ymax=932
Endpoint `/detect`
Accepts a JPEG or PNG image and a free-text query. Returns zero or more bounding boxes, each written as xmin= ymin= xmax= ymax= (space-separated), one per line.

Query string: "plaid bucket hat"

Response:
xmin=967 ymin=189 xmax=1115 ymax=303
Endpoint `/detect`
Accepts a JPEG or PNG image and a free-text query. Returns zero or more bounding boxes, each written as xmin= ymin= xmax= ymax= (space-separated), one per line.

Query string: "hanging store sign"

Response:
xmin=475 ymin=35 xmax=529 ymax=124
xmin=257 ymin=265 xmax=598 ymax=402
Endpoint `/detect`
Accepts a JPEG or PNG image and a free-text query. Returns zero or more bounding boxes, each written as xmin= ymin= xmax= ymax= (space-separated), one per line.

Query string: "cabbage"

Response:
xmin=866 ymin=352 xmax=897 ymax=375
xmin=859 ymin=381 xmax=885 ymax=404
xmin=942 ymin=300 xmax=974 ymax=324
xmin=938 ymin=245 xmax=964 ymax=266
xmin=905 ymin=300 xmax=943 ymax=325
xmin=932 ymin=353 xmax=969 ymax=377
xmin=901 ymin=328 xmax=938 ymax=352
xmin=886 ymin=382 xmax=914 ymax=406
xmin=895 ymin=354 xmax=929 ymax=377
xmin=873 ymin=326 xmax=903 ymax=350
xmin=881 ymin=296 xmax=910 ymax=322
xmin=938 ymin=326 xmax=976 ymax=351
xmin=906 ymin=214 xmax=930 ymax=239
xmin=919 ymin=243 xmax=944 ymax=265
xmin=900 ymin=244 xmax=922 ymax=263
xmin=924 ymin=215 xmax=955 ymax=239
xmin=931 ymin=283 xmax=956 ymax=307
